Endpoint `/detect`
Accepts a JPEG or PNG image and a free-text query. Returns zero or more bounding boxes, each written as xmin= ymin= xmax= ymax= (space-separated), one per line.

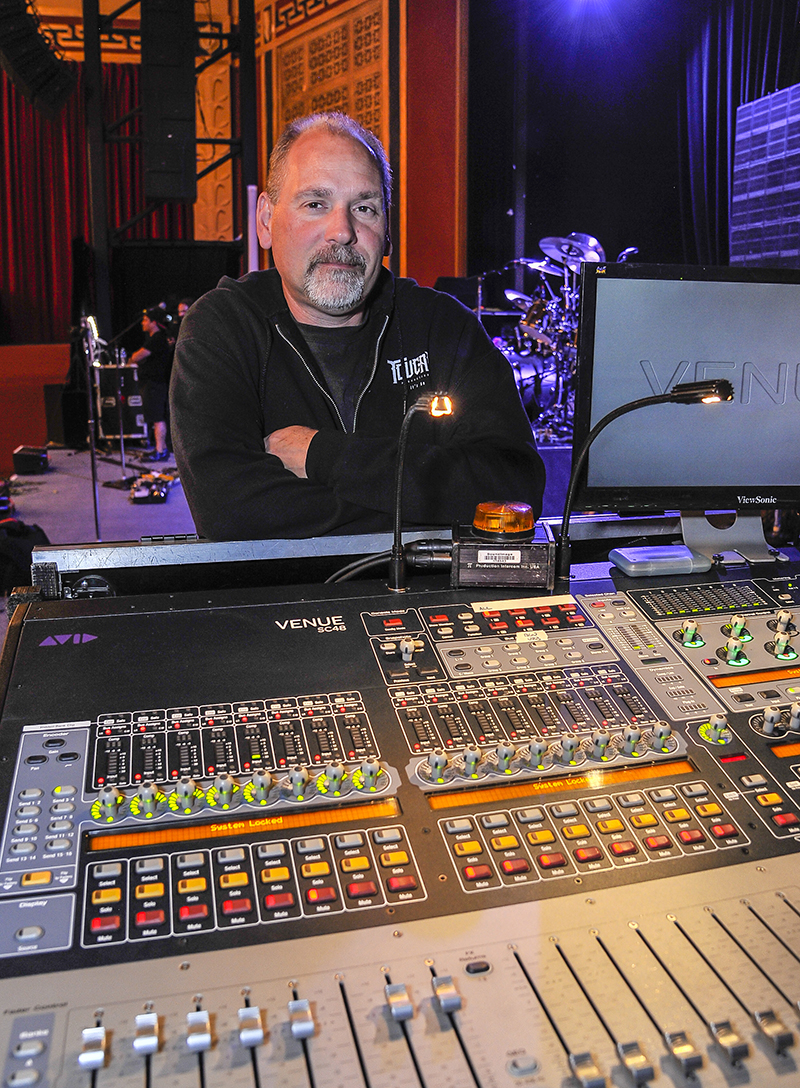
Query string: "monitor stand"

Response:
xmin=608 ymin=511 xmax=782 ymax=577
xmin=680 ymin=510 xmax=780 ymax=565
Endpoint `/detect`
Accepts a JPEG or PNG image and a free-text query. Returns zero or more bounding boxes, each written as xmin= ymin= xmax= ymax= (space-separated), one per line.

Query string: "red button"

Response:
xmin=679 ymin=829 xmax=706 ymax=844
xmin=574 ymin=847 xmax=603 ymax=863
xmin=387 ymin=875 xmax=418 ymax=892
xmin=347 ymin=881 xmax=378 ymax=898
xmin=179 ymin=903 xmax=209 ymax=921
xmin=567 ymin=614 xmax=586 ymax=623
xmin=558 ymin=603 xmax=576 ymax=612
xmin=306 ymin=886 xmax=337 ymax=904
xmin=542 ymin=617 xmax=560 ymax=626
xmin=265 ymin=892 xmax=295 ymax=909
xmin=489 ymin=621 xmax=508 ymax=630
xmin=135 ymin=909 xmax=165 ymax=928
xmin=508 ymin=609 xmax=527 ymax=615
xmin=644 ymin=835 xmax=671 ymax=851
xmin=384 ymin=618 xmax=403 ymax=627
xmin=773 ymin=812 xmax=800 ymax=827
xmin=502 ymin=858 xmax=531 ymax=875
xmin=464 ymin=864 xmax=493 ymax=881
xmin=484 ymin=611 xmax=500 ymax=618
xmin=222 ymin=898 xmax=252 ymax=915
xmin=91 ymin=915 xmax=121 ymax=933
xmin=610 ymin=840 xmax=638 ymax=856
xmin=537 ymin=852 xmax=567 ymax=869
xmin=533 ymin=606 xmax=552 ymax=613
xmin=515 ymin=619 xmax=535 ymax=628
xmin=711 ymin=823 xmax=738 ymax=839
xmin=429 ymin=614 xmax=449 ymax=623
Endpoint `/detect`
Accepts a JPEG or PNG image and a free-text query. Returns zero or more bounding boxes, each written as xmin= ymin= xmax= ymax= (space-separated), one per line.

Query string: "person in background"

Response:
xmin=131 ymin=307 xmax=173 ymax=463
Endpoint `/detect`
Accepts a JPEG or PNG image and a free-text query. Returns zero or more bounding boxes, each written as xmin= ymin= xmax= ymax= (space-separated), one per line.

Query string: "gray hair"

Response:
xmin=266 ymin=112 xmax=392 ymax=214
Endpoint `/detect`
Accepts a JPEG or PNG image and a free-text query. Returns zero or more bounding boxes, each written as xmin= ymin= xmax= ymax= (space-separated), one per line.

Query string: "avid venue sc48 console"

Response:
xmin=4 ymin=563 xmax=800 ymax=1088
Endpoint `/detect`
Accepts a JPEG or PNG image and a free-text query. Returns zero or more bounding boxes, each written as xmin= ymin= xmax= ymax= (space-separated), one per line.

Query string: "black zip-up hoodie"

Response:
xmin=170 ymin=266 xmax=545 ymax=540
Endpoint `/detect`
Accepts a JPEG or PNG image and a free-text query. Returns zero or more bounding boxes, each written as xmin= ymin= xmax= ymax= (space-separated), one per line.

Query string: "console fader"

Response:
xmin=3 ymin=566 xmax=800 ymax=1087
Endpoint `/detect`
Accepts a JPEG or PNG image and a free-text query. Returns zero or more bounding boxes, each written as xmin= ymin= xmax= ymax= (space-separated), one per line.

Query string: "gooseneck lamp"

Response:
xmin=388 ymin=392 xmax=453 ymax=592
xmin=556 ymin=379 xmax=735 ymax=590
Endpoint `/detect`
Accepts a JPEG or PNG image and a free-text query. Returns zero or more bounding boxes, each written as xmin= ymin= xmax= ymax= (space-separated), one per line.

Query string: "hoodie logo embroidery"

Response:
xmin=387 ymin=352 xmax=430 ymax=389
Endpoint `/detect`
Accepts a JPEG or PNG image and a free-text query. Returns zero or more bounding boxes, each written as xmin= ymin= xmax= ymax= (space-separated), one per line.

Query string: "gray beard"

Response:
xmin=304 ymin=247 xmax=367 ymax=313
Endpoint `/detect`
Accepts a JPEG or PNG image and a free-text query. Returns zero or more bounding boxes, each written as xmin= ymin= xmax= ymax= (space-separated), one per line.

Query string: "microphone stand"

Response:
xmin=81 ymin=317 xmax=103 ymax=540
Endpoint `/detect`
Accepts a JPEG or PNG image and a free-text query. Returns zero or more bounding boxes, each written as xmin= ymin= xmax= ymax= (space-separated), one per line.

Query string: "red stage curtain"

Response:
xmin=0 ymin=62 xmax=189 ymax=345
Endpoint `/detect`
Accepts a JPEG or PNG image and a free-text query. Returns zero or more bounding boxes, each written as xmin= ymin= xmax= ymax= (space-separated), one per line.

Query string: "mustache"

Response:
xmin=308 ymin=245 xmax=367 ymax=274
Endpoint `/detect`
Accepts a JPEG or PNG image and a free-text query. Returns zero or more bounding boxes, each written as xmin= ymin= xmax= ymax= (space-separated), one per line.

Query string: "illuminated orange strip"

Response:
xmin=772 ymin=743 xmax=800 ymax=759
xmin=426 ymin=760 xmax=695 ymax=810
xmin=709 ymin=665 xmax=800 ymax=689
xmin=89 ymin=799 xmax=400 ymax=852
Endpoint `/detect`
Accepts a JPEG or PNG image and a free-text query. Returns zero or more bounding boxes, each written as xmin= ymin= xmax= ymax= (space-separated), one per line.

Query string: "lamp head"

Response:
xmin=668 ymin=379 xmax=734 ymax=404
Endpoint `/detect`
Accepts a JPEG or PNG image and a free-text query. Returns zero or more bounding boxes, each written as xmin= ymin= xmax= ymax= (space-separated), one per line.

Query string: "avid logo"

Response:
xmin=39 ymin=634 xmax=97 ymax=647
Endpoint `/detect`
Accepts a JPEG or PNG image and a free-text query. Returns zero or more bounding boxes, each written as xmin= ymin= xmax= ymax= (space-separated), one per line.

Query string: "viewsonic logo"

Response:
xmin=39 ymin=634 xmax=98 ymax=646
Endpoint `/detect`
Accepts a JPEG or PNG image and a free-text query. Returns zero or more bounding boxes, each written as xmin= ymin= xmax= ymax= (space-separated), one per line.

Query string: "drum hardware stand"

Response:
xmin=101 ymin=348 xmax=140 ymax=491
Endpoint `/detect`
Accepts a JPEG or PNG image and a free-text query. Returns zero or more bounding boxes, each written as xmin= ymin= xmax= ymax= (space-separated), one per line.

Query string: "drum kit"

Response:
xmin=490 ymin=231 xmax=607 ymax=443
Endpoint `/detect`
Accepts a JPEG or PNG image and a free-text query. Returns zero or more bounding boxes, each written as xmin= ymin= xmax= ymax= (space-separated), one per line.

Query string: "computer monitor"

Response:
xmin=572 ymin=263 xmax=800 ymax=561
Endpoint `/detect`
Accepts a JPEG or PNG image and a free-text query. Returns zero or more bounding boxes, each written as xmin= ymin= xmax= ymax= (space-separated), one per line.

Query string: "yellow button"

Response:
xmin=341 ymin=856 xmax=371 ymax=873
xmin=630 ymin=813 xmax=658 ymax=829
xmin=135 ymin=882 xmax=164 ymax=899
xmin=177 ymin=877 xmax=207 ymax=894
xmin=301 ymin=861 xmax=330 ymax=879
xmin=453 ymin=840 xmax=483 ymax=857
xmin=21 ymin=871 xmax=51 ymax=887
xmin=527 ymin=829 xmax=555 ymax=845
xmin=596 ymin=819 xmax=624 ymax=835
xmin=695 ymin=802 xmax=724 ymax=817
xmin=490 ymin=835 xmax=520 ymax=851
xmin=91 ymin=887 xmax=121 ymax=905
xmin=664 ymin=808 xmax=691 ymax=823
xmin=380 ymin=851 xmax=410 ymax=867
xmin=220 ymin=872 xmax=249 ymax=889
xmin=260 ymin=866 xmax=290 ymax=883
xmin=756 ymin=793 xmax=783 ymax=807
xmin=562 ymin=824 xmax=590 ymax=840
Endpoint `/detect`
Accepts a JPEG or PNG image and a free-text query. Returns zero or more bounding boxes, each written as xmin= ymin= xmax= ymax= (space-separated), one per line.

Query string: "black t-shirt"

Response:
xmin=296 ymin=316 xmax=374 ymax=432
xmin=137 ymin=328 xmax=172 ymax=385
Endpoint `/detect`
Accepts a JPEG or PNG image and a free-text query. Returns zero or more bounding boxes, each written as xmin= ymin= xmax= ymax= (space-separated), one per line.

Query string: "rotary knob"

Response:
xmin=208 ymin=772 xmax=240 ymax=809
xmin=790 ymin=702 xmax=800 ymax=733
xmin=248 ymin=767 xmax=274 ymax=803
xmin=133 ymin=781 xmax=163 ymax=818
xmin=724 ymin=637 xmax=745 ymax=663
xmin=426 ymin=749 xmax=448 ymax=782
xmin=651 ymin=721 xmax=673 ymax=751
xmin=681 ymin=618 xmax=701 ymax=645
xmin=729 ymin=613 xmax=747 ymax=637
xmin=494 ymin=743 xmax=516 ymax=773
xmin=462 ymin=746 xmax=482 ymax=776
xmin=171 ymin=776 xmax=203 ymax=813
xmin=589 ymin=730 xmax=611 ymax=761
xmin=762 ymin=706 xmax=783 ymax=735
xmin=319 ymin=760 xmax=347 ymax=794
xmin=288 ymin=765 xmax=310 ymax=799
xmin=357 ymin=757 xmax=382 ymax=791
xmin=528 ymin=739 xmax=548 ymax=769
xmin=774 ymin=632 xmax=793 ymax=656
xmin=559 ymin=733 xmax=580 ymax=764
xmin=621 ymin=726 xmax=642 ymax=756
xmin=95 ymin=785 xmax=124 ymax=822
xmin=776 ymin=609 xmax=794 ymax=633
xmin=708 ymin=713 xmax=729 ymax=742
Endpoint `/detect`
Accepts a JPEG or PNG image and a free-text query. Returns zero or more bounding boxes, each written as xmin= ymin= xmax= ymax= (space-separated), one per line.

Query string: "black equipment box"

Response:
xmin=12 ymin=445 xmax=49 ymax=474
xmin=450 ymin=519 xmax=555 ymax=589
xmin=97 ymin=364 xmax=147 ymax=440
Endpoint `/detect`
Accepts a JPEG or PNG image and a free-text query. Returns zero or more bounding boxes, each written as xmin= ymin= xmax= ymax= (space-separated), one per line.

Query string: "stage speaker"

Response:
xmin=0 ymin=0 xmax=77 ymax=119
xmin=140 ymin=0 xmax=197 ymax=202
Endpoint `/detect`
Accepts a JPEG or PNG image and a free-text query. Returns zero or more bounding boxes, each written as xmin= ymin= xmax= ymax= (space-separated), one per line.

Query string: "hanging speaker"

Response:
xmin=0 ymin=0 xmax=77 ymax=119
xmin=140 ymin=0 xmax=197 ymax=202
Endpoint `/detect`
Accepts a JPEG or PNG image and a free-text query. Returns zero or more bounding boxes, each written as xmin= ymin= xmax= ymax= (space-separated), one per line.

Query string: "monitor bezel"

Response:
xmin=571 ymin=262 xmax=800 ymax=513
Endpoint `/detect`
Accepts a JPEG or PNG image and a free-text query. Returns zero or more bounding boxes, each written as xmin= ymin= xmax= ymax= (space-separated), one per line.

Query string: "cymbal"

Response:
xmin=504 ymin=289 xmax=533 ymax=310
xmin=519 ymin=258 xmax=567 ymax=278
xmin=539 ymin=233 xmax=605 ymax=270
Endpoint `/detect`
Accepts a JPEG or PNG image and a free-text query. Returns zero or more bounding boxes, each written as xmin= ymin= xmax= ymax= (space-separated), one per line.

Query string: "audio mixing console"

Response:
xmin=3 ymin=562 xmax=800 ymax=1087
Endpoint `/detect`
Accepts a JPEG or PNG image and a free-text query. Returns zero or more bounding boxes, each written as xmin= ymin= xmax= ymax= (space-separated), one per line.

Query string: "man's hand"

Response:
xmin=265 ymin=425 xmax=319 ymax=478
